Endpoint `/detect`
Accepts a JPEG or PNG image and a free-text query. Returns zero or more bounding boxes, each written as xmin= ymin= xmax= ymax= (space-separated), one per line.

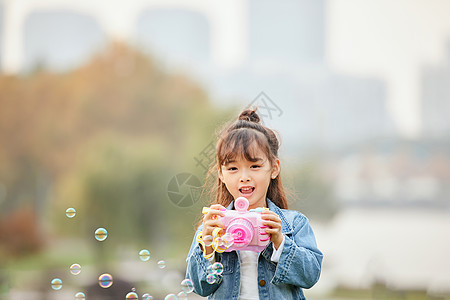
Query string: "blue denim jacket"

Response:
xmin=185 ymin=199 xmax=323 ymax=299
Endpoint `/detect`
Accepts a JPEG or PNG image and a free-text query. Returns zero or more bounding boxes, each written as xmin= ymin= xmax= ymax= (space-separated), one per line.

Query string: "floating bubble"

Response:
xmin=212 ymin=262 xmax=224 ymax=275
xmin=177 ymin=291 xmax=188 ymax=300
xmin=126 ymin=291 xmax=138 ymax=300
xmin=222 ymin=233 xmax=234 ymax=247
xmin=66 ymin=208 xmax=76 ymax=218
xmin=75 ymin=292 xmax=86 ymax=299
xmin=139 ymin=249 xmax=150 ymax=261
xmin=157 ymin=260 xmax=166 ymax=269
xmin=142 ymin=293 xmax=153 ymax=300
xmin=206 ymin=265 xmax=214 ymax=275
xmin=70 ymin=263 xmax=81 ymax=275
xmin=203 ymin=235 xmax=213 ymax=247
xmin=164 ymin=294 xmax=177 ymax=300
xmin=206 ymin=274 xmax=218 ymax=284
xmin=95 ymin=228 xmax=108 ymax=241
xmin=213 ymin=237 xmax=227 ymax=252
xmin=180 ymin=278 xmax=194 ymax=293
xmin=51 ymin=278 xmax=62 ymax=290
xmin=219 ymin=237 xmax=228 ymax=248
xmin=98 ymin=273 xmax=113 ymax=288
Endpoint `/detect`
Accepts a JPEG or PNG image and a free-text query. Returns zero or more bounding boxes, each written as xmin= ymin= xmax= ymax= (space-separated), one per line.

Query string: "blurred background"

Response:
xmin=1 ymin=0 xmax=450 ymax=299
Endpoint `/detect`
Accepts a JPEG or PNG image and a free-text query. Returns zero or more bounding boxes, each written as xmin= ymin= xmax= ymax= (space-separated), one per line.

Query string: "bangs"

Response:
xmin=217 ymin=129 xmax=271 ymax=166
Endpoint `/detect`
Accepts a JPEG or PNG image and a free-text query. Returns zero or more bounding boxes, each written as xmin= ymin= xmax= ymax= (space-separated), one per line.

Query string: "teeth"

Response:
xmin=241 ymin=187 xmax=252 ymax=192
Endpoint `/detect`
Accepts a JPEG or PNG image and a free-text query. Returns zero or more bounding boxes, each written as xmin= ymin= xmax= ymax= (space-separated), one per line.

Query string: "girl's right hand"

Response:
xmin=201 ymin=204 xmax=226 ymax=256
xmin=202 ymin=204 xmax=226 ymax=237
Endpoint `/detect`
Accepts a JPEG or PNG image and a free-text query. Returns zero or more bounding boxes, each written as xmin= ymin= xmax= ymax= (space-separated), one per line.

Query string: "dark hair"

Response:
xmin=204 ymin=108 xmax=288 ymax=209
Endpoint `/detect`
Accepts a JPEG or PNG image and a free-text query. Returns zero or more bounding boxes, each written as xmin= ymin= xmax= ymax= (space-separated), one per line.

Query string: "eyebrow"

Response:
xmin=223 ymin=157 xmax=264 ymax=165
xmin=251 ymin=157 xmax=264 ymax=162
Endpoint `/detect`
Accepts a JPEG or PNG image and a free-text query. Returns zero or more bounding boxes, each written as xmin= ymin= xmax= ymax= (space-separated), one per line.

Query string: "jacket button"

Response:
xmin=258 ymin=279 xmax=266 ymax=286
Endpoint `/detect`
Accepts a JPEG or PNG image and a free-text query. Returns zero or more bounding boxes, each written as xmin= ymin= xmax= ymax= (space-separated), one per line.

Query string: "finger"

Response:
xmin=204 ymin=219 xmax=225 ymax=228
xmin=261 ymin=214 xmax=281 ymax=223
xmin=208 ymin=205 xmax=226 ymax=215
xmin=210 ymin=204 xmax=227 ymax=210
xmin=204 ymin=209 xmax=225 ymax=221
xmin=263 ymin=226 xmax=281 ymax=233
xmin=261 ymin=211 xmax=280 ymax=219
xmin=203 ymin=221 xmax=225 ymax=235
xmin=262 ymin=220 xmax=282 ymax=229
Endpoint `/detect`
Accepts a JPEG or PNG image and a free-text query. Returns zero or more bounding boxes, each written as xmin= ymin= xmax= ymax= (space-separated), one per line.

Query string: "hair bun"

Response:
xmin=238 ymin=108 xmax=260 ymax=123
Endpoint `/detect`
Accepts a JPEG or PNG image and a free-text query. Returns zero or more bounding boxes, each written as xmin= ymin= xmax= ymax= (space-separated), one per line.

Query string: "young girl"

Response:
xmin=185 ymin=109 xmax=323 ymax=299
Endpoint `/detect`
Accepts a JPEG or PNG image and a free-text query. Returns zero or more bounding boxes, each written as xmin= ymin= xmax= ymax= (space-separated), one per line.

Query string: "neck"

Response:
xmin=248 ymin=198 xmax=267 ymax=210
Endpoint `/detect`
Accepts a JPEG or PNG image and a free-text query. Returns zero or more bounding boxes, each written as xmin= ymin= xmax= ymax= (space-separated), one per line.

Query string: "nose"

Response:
xmin=239 ymin=171 xmax=251 ymax=182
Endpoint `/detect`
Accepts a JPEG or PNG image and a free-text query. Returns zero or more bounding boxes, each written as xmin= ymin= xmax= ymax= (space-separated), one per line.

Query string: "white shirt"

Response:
xmin=238 ymin=236 xmax=286 ymax=300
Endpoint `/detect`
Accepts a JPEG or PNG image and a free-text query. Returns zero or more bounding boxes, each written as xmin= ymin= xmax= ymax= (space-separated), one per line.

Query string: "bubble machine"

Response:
xmin=219 ymin=197 xmax=271 ymax=252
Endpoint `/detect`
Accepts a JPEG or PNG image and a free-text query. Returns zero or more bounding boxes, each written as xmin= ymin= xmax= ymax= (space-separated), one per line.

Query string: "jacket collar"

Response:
xmin=226 ymin=198 xmax=293 ymax=235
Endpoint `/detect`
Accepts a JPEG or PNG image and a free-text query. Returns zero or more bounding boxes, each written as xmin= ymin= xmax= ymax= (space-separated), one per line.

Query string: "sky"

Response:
xmin=326 ymin=0 xmax=450 ymax=138
xmin=2 ymin=0 xmax=450 ymax=138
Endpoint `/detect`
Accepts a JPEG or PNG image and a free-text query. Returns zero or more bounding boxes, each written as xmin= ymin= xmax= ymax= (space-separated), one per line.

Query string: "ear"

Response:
xmin=218 ymin=167 xmax=224 ymax=182
xmin=271 ymin=159 xmax=281 ymax=179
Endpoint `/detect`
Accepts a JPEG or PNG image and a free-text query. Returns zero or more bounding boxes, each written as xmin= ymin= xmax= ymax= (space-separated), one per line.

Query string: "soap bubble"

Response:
xmin=142 ymin=293 xmax=153 ymax=300
xmin=212 ymin=262 xmax=224 ymax=275
xmin=139 ymin=249 xmax=150 ymax=261
xmin=213 ymin=237 xmax=227 ymax=252
xmin=70 ymin=263 xmax=81 ymax=275
xmin=218 ymin=237 xmax=228 ymax=248
xmin=203 ymin=235 xmax=213 ymax=247
xmin=98 ymin=273 xmax=113 ymax=288
xmin=180 ymin=279 xmax=194 ymax=293
xmin=222 ymin=233 xmax=234 ymax=246
xmin=51 ymin=278 xmax=62 ymax=290
xmin=157 ymin=260 xmax=166 ymax=269
xmin=206 ymin=274 xmax=218 ymax=284
xmin=75 ymin=292 xmax=85 ymax=299
xmin=164 ymin=294 xmax=177 ymax=300
xmin=126 ymin=291 xmax=139 ymax=300
xmin=206 ymin=265 xmax=214 ymax=275
xmin=177 ymin=291 xmax=188 ymax=300
xmin=95 ymin=228 xmax=108 ymax=241
xmin=66 ymin=208 xmax=76 ymax=218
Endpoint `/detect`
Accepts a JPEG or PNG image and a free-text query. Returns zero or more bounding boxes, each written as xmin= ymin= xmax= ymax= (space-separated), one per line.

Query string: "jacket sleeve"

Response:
xmin=185 ymin=225 xmax=222 ymax=297
xmin=271 ymin=214 xmax=323 ymax=288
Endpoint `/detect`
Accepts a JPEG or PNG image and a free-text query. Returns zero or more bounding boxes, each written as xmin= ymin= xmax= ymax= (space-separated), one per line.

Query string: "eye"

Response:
xmin=228 ymin=167 xmax=237 ymax=171
xmin=251 ymin=165 xmax=261 ymax=169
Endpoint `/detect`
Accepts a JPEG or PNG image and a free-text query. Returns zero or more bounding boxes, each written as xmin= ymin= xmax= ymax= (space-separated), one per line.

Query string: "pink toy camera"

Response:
xmin=219 ymin=197 xmax=271 ymax=252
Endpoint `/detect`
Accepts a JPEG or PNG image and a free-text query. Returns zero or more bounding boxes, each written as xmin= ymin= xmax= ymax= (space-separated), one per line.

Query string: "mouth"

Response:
xmin=239 ymin=186 xmax=255 ymax=196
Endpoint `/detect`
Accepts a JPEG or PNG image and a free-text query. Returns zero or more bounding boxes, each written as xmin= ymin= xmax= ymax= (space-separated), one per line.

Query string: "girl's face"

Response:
xmin=219 ymin=147 xmax=280 ymax=209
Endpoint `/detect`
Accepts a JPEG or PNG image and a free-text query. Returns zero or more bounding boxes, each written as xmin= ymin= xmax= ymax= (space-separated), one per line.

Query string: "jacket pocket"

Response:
xmin=218 ymin=252 xmax=235 ymax=275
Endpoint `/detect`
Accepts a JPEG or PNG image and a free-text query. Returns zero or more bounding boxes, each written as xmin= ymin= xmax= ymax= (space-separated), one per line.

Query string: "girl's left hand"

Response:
xmin=261 ymin=210 xmax=283 ymax=250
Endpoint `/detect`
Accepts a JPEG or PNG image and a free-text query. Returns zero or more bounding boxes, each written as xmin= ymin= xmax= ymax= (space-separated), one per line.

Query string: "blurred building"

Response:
xmin=23 ymin=10 xmax=106 ymax=71
xmin=421 ymin=41 xmax=450 ymax=139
